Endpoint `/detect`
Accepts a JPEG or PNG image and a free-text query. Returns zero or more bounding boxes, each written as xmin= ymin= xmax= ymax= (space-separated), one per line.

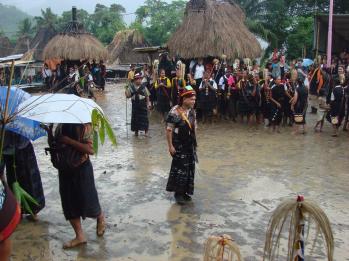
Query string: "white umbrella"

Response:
xmin=17 ymin=94 xmax=104 ymax=124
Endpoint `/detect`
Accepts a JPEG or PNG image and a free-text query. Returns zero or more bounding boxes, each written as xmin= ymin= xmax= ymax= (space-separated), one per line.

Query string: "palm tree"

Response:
xmin=17 ymin=18 xmax=34 ymax=37
xmin=34 ymin=8 xmax=58 ymax=30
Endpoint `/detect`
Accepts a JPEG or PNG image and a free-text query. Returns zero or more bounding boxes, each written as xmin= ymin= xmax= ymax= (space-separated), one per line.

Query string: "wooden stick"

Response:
xmin=253 ymin=200 xmax=270 ymax=211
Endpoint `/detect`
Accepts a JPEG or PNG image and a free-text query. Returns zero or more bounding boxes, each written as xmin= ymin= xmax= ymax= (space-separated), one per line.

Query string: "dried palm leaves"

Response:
xmin=204 ymin=234 xmax=243 ymax=261
xmin=263 ymin=195 xmax=334 ymax=261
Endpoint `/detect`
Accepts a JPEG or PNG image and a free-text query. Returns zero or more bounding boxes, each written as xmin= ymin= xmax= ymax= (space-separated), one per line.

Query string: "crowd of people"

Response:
xmin=41 ymin=60 xmax=107 ymax=97
xmin=126 ymin=51 xmax=349 ymax=137
xmin=1 ymin=50 xmax=349 ymax=257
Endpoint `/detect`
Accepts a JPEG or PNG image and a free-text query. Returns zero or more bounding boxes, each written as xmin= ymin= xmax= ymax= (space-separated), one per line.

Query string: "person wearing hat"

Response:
xmin=125 ymin=73 xmax=152 ymax=136
xmin=166 ymin=86 xmax=197 ymax=204
xmin=199 ymin=71 xmax=217 ymax=123
xmin=127 ymin=64 xmax=136 ymax=82
xmin=155 ymin=69 xmax=172 ymax=121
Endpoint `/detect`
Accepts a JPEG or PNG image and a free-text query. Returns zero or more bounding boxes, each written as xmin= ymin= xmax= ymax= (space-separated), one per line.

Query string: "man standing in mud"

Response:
xmin=125 ymin=73 xmax=152 ymax=136
xmin=165 ymin=86 xmax=198 ymax=204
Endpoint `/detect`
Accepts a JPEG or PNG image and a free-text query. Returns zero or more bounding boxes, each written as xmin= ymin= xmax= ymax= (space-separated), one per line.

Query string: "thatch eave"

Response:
xmin=167 ymin=0 xmax=262 ymax=60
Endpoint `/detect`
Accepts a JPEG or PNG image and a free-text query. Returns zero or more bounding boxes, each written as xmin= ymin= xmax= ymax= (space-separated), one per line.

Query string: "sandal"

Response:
xmin=63 ymin=238 xmax=87 ymax=249
xmin=96 ymin=219 xmax=106 ymax=237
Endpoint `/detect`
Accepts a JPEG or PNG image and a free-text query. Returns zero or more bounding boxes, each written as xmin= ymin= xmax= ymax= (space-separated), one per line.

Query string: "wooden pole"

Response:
xmin=316 ymin=21 xmax=320 ymax=60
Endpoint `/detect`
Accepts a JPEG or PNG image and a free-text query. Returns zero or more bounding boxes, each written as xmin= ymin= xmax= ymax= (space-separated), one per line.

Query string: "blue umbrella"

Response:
xmin=302 ymin=58 xmax=314 ymax=67
xmin=0 ymin=86 xmax=46 ymax=140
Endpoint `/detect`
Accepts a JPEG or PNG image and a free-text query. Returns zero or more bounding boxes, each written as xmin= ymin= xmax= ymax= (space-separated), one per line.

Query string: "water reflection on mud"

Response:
xmin=11 ymin=83 xmax=349 ymax=260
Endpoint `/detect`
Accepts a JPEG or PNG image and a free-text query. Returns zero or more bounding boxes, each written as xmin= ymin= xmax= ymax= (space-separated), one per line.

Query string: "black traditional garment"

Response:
xmin=327 ymin=85 xmax=345 ymax=126
xmin=56 ymin=124 xmax=101 ymax=220
xmin=293 ymin=83 xmax=309 ymax=125
xmin=261 ymin=85 xmax=272 ymax=119
xmin=283 ymin=81 xmax=295 ymax=122
xmin=270 ymin=83 xmax=286 ymax=125
xmin=155 ymin=77 xmax=172 ymax=114
xmin=224 ymin=76 xmax=239 ymax=119
xmin=3 ymin=132 xmax=45 ymax=215
xmin=166 ymin=106 xmax=197 ymax=195
xmin=199 ymin=79 xmax=217 ymax=117
xmin=237 ymin=80 xmax=254 ymax=115
xmin=171 ymin=77 xmax=186 ymax=106
xmin=127 ymin=83 xmax=150 ymax=132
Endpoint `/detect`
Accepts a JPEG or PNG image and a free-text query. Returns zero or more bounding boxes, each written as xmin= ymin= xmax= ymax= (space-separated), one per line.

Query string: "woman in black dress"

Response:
xmin=3 ymin=132 xmax=45 ymax=220
xmin=166 ymin=86 xmax=197 ymax=204
xmin=291 ymin=79 xmax=308 ymax=134
xmin=270 ymin=76 xmax=286 ymax=132
xmin=47 ymin=123 xmax=105 ymax=248
xmin=327 ymin=78 xmax=346 ymax=137
xmin=155 ymin=69 xmax=172 ymax=121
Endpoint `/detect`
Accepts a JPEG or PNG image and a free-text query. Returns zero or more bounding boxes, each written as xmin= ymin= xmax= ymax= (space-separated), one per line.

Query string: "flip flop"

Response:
xmin=97 ymin=219 xmax=106 ymax=237
xmin=63 ymin=239 xmax=87 ymax=249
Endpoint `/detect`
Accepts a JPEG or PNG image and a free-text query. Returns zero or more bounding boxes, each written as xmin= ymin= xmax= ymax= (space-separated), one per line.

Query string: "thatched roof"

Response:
xmin=167 ymin=0 xmax=262 ymax=60
xmin=28 ymin=26 xmax=57 ymax=61
xmin=43 ymin=7 xmax=107 ymax=62
xmin=107 ymin=29 xmax=149 ymax=65
xmin=12 ymin=35 xmax=31 ymax=55
xmin=0 ymin=36 xmax=12 ymax=57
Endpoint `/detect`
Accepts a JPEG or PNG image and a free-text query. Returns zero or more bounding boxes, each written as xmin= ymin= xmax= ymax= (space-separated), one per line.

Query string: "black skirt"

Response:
xmin=131 ymin=99 xmax=149 ymax=131
xmin=166 ymin=151 xmax=195 ymax=195
xmin=58 ymin=159 xmax=101 ymax=220
xmin=4 ymin=143 xmax=45 ymax=215
xmin=156 ymin=89 xmax=171 ymax=114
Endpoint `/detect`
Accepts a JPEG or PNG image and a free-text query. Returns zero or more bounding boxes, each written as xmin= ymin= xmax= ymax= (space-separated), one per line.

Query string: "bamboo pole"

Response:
xmin=0 ymin=60 xmax=15 ymax=167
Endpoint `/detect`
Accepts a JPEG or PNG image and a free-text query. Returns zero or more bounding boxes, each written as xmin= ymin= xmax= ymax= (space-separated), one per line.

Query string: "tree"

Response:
xmin=134 ymin=0 xmax=186 ymax=45
xmin=90 ymin=4 xmax=126 ymax=44
xmin=57 ymin=8 xmax=91 ymax=32
xmin=286 ymin=16 xmax=314 ymax=60
xmin=17 ymin=18 xmax=34 ymax=37
xmin=34 ymin=8 xmax=58 ymax=30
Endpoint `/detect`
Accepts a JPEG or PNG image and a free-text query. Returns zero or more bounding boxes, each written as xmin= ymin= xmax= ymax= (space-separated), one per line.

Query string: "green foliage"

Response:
xmin=91 ymin=109 xmax=117 ymax=155
xmin=286 ymin=16 xmax=314 ymax=60
xmin=0 ymin=3 xmax=32 ymax=38
xmin=89 ymin=4 xmax=126 ymax=44
xmin=34 ymin=8 xmax=58 ymax=31
xmin=12 ymin=181 xmax=39 ymax=216
xmin=234 ymin=0 xmax=349 ymax=60
xmin=134 ymin=0 xmax=187 ymax=45
xmin=17 ymin=18 xmax=34 ymax=37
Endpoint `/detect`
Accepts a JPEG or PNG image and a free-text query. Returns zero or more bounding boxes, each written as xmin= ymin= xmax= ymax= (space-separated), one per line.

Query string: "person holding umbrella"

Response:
xmin=44 ymin=122 xmax=106 ymax=249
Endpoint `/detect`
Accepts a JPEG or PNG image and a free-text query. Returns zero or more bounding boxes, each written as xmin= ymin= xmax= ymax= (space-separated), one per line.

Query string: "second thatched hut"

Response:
xmin=167 ymin=0 xmax=262 ymax=60
xmin=107 ymin=29 xmax=149 ymax=66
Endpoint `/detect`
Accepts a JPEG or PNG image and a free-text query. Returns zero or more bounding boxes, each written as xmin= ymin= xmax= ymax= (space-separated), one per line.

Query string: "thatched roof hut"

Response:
xmin=12 ymin=35 xmax=31 ymax=55
xmin=167 ymin=0 xmax=262 ymax=60
xmin=28 ymin=26 xmax=57 ymax=61
xmin=0 ymin=36 xmax=12 ymax=57
xmin=43 ymin=7 xmax=107 ymax=62
xmin=107 ymin=29 xmax=149 ymax=65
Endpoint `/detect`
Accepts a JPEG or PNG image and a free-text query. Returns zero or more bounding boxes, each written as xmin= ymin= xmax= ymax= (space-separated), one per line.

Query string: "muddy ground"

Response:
xmin=11 ymin=83 xmax=349 ymax=260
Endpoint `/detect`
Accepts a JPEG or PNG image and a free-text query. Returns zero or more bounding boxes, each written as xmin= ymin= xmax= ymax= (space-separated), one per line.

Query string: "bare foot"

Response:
xmin=96 ymin=217 xmax=106 ymax=237
xmin=63 ymin=237 xmax=87 ymax=249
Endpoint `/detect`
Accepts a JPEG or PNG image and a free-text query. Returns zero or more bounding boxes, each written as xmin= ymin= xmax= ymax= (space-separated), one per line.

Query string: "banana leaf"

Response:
xmin=12 ymin=181 xmax=39 ymax=216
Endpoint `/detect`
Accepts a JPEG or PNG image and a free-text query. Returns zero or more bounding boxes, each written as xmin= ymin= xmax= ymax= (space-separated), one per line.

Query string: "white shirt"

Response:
xmin=42 ymin=68 xmax=52 ymax=78
xmin=199 ymin=79 xmax=217 ymax=90
xmin=194 ymin=64 xmax=205 ymax=80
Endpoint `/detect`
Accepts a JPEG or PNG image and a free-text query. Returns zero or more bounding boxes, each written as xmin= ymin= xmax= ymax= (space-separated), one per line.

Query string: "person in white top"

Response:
xmin=42 ymin=63 xmax=52 ymax=88
xmin=192 ymin=59 xmax=205 ymax=89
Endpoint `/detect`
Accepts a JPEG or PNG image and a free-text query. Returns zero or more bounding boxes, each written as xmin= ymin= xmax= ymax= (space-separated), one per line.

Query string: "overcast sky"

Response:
xmin=0 ymin=0 xmax=175 ymax=23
